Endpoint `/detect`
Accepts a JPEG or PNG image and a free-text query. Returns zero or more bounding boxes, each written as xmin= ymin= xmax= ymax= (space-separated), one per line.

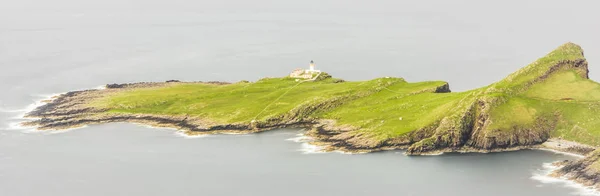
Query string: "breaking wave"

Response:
xmin=531 ymin=162 xmax=600 ymax=196
xmin=285 ymin=132 xmax=326 ymax=154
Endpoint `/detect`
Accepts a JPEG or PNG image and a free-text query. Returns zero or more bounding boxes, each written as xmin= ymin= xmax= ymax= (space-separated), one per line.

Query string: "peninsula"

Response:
xmin=22 ymin=43 xmax=600 ymax=190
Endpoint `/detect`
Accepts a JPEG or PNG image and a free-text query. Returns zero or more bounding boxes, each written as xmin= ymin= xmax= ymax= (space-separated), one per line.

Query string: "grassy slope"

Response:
xmin=93 ymin=76 xmax=442 ymax=125
xmin=317 ymin=82 xmax=465 ymax=141
xmin=90 ymin=43 xmax=600 ymax=150
xmin=519 ymin=70 xmax=600 ymax=145
xmin=488 ymin=43 xmax=586 ymax=94
xmin=481 ymin=43 xmax=599 ymax=145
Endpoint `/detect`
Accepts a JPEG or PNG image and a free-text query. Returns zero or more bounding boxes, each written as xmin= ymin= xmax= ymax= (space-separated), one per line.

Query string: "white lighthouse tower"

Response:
xmin=307 ymin=60 xmax=320 ymax=73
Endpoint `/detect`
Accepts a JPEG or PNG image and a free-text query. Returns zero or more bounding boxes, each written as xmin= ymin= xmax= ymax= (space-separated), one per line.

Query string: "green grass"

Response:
xmin=525 ymin=70 xmax=600 ymax=101
xmin=92 ymin=76 xmax=410 ymax=124
xmin=488 ymin=97 xmax=538 ymax=128
xmin=319 ymin=82 xmax=467 ymax=140
xmin=552 ymin=101 xmax=600 ymax=145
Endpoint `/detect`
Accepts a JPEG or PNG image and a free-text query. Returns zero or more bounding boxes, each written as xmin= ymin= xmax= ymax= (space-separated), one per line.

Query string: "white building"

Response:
xmin=307 ymin=60 xmax=320 ymax=73
xmin=289 ymin=60 xmax=321 ymax=78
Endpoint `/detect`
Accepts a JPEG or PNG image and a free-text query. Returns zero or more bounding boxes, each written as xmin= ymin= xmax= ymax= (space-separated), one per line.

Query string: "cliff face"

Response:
xmin=400 ymin=96 xmax=555 ymax=155
xmin=401 ymin=43 xmax=590 ymax=155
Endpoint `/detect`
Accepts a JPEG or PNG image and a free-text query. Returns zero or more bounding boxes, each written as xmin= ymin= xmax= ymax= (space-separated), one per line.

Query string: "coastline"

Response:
xmin=536 ymin=139 xmax=596 ymax=158
xmin=4 ymin=92 xmax=66 ymax=130
xmin=534 ymin=148 xmax=586 ymax=158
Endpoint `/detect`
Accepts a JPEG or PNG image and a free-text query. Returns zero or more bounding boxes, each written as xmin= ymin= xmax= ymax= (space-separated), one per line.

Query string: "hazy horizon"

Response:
xmin=1 ymin=0 xmax=600 ymax=96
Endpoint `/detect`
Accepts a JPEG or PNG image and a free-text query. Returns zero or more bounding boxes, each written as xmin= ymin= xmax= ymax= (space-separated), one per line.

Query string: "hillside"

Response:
xmin=305 ymin=43 xmax=595 ymax=155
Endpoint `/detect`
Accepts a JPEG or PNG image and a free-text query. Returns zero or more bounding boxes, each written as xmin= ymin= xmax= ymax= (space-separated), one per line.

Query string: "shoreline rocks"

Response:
xmin=551 ymin=149 xmax=600 ymax=190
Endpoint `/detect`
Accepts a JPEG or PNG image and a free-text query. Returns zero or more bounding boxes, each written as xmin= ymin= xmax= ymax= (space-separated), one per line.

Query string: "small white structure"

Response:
xmin=290 ymin=60 xmax=322 ymax=79
xmin=307 ymin=60 xmax=320 ymax=73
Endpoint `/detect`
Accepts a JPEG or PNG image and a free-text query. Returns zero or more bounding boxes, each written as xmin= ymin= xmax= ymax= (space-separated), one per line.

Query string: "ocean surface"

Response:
xmin=2 ymin=0 xmax=600 ymax=195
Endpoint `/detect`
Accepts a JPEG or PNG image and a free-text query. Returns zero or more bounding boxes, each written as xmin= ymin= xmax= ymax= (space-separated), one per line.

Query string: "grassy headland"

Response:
xmin=25 ymin=42 xmax=600 ymax=189
xmin=24 ymin=43 xmax=599 ymax=155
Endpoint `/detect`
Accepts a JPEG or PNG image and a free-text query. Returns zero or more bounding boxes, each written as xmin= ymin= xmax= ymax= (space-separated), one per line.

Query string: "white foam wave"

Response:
xmin=2 ymin=92 xmax=64 ymax=121
xmin=531 ymin=162 xmax=600 ymax=196
xmin=128 ymin=123 xmax=208 ymax=139
xmin=3 ymin=120 xmax=78 ymax=135
xmin=18 ymin=102 xmax=45 ymax=117
xmin=334 ymin=150 xmax=367 ymax=155
xmin=42 ymin=126 xmax=89 ymax=135
xmin=132 ymin=123 xmax=179 ymax=131
xmin=9 ymin=124 xmax=89 ymax=135
xmin=0 ymin=101 xmax=44 ymax=114
xmin=285 ymin=133 xmax=327 ymax=154
xmin=2 ymin=93 xmax=64 ymax=131
xmin=5 ymin=121 xmax=29 ymax=130
xmin=131 ymin=123 xmax=246 ymax=138
xmin=4 ymin=84 xmax=105 ymax=116
xmin=535 ymin=148 xmax=586 ymax=158
xmin=285 ymin=133 xmax=368 ymax=155
xmin=299 ymin=143 xmax=326 ymax=154
xmin=174 ymin=131 xmax=211 ymax=139
xmin=221 ymin=132 xmax=250 ymax=135
xmin=285 ymin=134 xmax=312 ymax=143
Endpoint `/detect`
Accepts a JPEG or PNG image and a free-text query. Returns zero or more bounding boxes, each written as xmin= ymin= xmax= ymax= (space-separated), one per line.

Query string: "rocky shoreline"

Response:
xmin=550 ymin=148 xmax=600 ymax=191
xmin=539 ymin=139 xmax=596 ymax=156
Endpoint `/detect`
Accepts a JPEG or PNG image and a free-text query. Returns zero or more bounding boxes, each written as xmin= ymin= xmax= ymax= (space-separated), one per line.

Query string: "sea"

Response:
xmin=1 ymin=0 xmax=600 ymax=195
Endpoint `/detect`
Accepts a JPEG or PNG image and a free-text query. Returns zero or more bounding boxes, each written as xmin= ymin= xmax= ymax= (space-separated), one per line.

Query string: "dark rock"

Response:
xmin=435 ymin=83 xmax=451 ymax=93
xmin=106 ymin=83 xmax=127 ymax=88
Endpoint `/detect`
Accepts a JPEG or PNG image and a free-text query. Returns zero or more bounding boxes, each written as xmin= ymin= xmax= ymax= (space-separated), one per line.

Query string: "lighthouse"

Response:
xmin=306 ymin=60 xmax=320 ymax=73
xmin=289 ymin=60 xmax=321 ymax=78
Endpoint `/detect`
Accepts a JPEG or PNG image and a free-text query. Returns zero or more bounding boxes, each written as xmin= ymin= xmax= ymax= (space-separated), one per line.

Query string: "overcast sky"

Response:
xmin=1 ymin=0 xmax=599 ymax=93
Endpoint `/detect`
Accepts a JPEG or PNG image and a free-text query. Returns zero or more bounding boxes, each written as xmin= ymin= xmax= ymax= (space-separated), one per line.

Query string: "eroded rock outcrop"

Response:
xmin=552 ymin=149 xmax=600 ymax=189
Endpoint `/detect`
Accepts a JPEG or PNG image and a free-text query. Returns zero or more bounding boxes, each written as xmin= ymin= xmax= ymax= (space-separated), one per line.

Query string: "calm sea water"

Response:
xmin=2 ymin=0 xmax=600 ymax=195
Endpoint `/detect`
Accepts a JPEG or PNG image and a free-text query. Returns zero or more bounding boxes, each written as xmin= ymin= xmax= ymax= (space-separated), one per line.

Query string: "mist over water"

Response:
xmin=2 ymin=0 xmax=600 ymax=195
